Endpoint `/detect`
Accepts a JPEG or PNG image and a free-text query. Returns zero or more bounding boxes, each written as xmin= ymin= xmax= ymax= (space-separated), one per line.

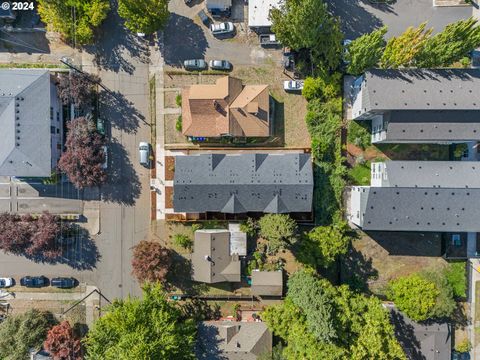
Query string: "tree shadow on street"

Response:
xmin=162 ymin=13 xmax=209 ymax=67
xmin=100 ymin=138 xmax=141 ymax=206
xmin=99 ymin=89 xmax=145 ymax=134
xmin=86 ymin=0 xmax=150 ymax=74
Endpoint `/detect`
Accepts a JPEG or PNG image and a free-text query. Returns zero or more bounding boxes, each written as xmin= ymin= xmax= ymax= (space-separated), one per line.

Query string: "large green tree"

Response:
xmin=84 ymin=283 xmax=196 ymax=359
xmin=297 ymin=222 xmax=350 ymax=269
xmin=262 ymin=271 xmax=405 ymax=360
xmin=258 ymin=214 xmax=298 ymax=254
xmin=0 ymin=309 xmax=55 ymax=360
xmin=387 ymin=273 xmax=439 ymax=321
xmin=38 ymin=0 xmax=110 ymax=45
xmin=380 ymin=23 xmax=432 ymax=69
xmin=420 ymin=270 xmax=456 ymax=319
xmin=269 ymin=0 xmax=343 ymax=72
xmin=118 ymin=0 xmax=170 ymax=34
xmin=415 ymin=17 xmax=480 ymax=67
xmin=346 ymin=26 xmax=387 ymax=75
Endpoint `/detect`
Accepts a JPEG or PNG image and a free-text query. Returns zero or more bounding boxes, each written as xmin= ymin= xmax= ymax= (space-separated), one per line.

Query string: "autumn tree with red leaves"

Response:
xmin=44 ymin=321 xmax=83 ymax=360
xmin=0 ymin=212 xmax=62 ymax=259
xmin=132 ymin=240 xmax=171 ymax=283
xmin=57 ymin=72 xmax=100 ymax=109
xmin=58 ymin=117 xmax=107 ymax=189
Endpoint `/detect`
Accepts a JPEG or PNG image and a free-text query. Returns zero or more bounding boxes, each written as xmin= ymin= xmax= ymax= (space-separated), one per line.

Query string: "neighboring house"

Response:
xmin=351 ymin=69 xmax=480 ymax=144
xmin=248 ymin=0 xmax=281 ymax=30
xmin=182 ymin=76 xmax=271 ymax=138
xmin=196 ymin=321 xmax=272 ymax=359
xmin=0 ymin=69 xmax=63 ymax=177
xmin=173 ymin=153 xmax=313 ymax=216
xmin=348 ymin=161 xmax=480 ymax=232
xmin=192 ymin=229 xmax=246 ymax=284
xmin=251 ymin=270 xmax=283 ymax=297
xmin=390 ymin=309 xmax=451 ymax=360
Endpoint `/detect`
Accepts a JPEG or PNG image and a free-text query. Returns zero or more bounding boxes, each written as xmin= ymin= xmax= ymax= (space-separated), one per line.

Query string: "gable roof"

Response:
xmin=173 ymin=153 xmax=313 ymax=214
xmin=362 ymin=69 xmax=480 ymax=113
xmin=251 ymin=270 xmax=283 ymax=296
xmin=391 ymin=309 xmax=451 ymax=360
xmin=182 ymin=76 xmax=270 ymax=137
xmin=192 ymin=230 xmax=241 ymax=283
xmin=0 ymin=70 xmax=52 ymax=177
xmin=196 ymin=321 xmax=272 ymax=360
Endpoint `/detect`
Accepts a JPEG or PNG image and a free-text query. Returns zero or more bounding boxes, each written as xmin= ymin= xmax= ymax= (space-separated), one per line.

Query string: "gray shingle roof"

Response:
xmin=173 ymin=153 xmax=313 ymax=213
xmin=251 ymin=270 xmax=283 ymax=296
xmin=361 ymin=187 xmax=480 ymax=232
xmin=196 ymin=321 xmax=272 ymax=360
xmin=379 ymin=161 xmax=480 ymax=188
xmin=192 ymin=230 xmax=241 ymax=283
xmin=0 ymin=70 xmax=52 ymax=177
xmin=383 ymin=110 xmax=480 ymax=142
xmin=362 ymin=69 xmax=480 ymax=112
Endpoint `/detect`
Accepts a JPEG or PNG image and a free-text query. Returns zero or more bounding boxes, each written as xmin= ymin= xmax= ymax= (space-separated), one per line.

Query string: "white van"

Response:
xmin=139 ymin=142 xmax=150 ymax=167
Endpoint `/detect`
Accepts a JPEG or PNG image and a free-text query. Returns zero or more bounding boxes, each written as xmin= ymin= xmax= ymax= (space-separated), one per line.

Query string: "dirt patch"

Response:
xmin=165 ymin=186 xmax=174 ymax=209
xmin=341 ymin=231 xmax=447 ymax=295
xmin=165 ymin=113 xmax=189 ymax=145
xmin=165 ymin=156 xmax=175 ymax=181
xmin=164 ymin=90 xmax=181 ymax=108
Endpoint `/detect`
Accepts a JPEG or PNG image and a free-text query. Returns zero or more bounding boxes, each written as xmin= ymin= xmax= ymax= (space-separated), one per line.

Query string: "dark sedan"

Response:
xmin=20 ymin=276 xmax=48 ymax=288
xmin=51 ymin=277 xmax=76 ymax=289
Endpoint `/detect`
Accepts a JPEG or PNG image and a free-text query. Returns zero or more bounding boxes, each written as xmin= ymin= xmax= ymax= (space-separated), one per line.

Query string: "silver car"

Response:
xmin=210 ymin=22 xmax=235 ymax=36
xmin=139 ymin=142 xmax=150 ymax=167
xmin=183 ymin=59 xmax=208 ymax=71
xmin=209 ymin=60 xmax=232 ymax=71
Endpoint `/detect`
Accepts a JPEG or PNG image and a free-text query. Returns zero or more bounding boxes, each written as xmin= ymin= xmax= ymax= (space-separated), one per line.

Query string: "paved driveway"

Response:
xmin=163 ymin=0 xmax=277 ymax=67
xmin=327 ymin=0 xmax=473 ymax=39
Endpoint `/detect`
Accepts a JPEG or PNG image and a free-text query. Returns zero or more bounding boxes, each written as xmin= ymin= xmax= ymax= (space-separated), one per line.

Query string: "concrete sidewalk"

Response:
xmin=468 ymin=259 xmax=480 ymax=359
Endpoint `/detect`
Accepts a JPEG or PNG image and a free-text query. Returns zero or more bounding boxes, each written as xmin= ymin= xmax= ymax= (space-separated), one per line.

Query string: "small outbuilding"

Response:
xmin=251 ymin=270 xmax=283 ymax=297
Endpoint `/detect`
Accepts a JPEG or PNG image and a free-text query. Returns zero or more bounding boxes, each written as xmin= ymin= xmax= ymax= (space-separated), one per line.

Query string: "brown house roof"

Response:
xmin=182 ymin=76 xmax=270 ymax=137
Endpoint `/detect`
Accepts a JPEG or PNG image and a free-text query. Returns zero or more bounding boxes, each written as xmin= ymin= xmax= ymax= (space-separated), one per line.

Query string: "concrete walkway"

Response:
xmin=468 ymin=259 xmax=480 ymax=359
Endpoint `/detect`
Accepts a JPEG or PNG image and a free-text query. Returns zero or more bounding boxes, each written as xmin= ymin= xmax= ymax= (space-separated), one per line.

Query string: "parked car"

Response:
xmin=209 ymin=8 xmax=231 ymax=18
xmin=197 ymin=9 xmax=211 ymax=27
xmin=209 ymin=60 xmax=232 ymax=71
xmin=210 ymin=22 xmax=235 ymax=36
xmin=183 ymin=59 xmax=208 ymax=71
xmin=20 ymin=276 xmax=48 ymax=288
xmin=284 ymin=80 xmax=304 ymax=91
xmin=102 ymin=145 xmax=108 ymax=169
xmin=51 ymin=277 xmax=76 ymax=289
xmin=139 ymin=142 xmax=151 ymax=167
xmin=282 ymin=47 xmax=294 ymax=70
xmin=0 ymin=278 xmax=13 ymax=288
xmin=259 ymin=34 xmax=280 ymax=47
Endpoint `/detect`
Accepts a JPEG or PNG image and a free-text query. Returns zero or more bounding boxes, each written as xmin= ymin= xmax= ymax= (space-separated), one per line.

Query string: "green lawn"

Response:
xmin=348 ymin=161 xmax=371 ymax=186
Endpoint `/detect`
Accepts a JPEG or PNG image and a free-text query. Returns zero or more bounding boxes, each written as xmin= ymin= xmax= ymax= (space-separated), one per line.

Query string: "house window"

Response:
xmin=57 ymin=112 xmax=60 ymax=122
xmin=56 ymin=128 xmax=60 ymax=134
xmin=57 ymin=143 xmax=62 ymax=150
xmin=50 ymin=107 xmax=54 ymax=120
xmin=50 ymin=126 xmax=56 ymax=134
xmin=451 ymin=234 xmax=461 ymax=246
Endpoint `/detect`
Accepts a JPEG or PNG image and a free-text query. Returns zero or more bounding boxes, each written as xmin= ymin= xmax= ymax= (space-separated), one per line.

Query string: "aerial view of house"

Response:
xmin=2 ymin=0 xmax=480 ymax=359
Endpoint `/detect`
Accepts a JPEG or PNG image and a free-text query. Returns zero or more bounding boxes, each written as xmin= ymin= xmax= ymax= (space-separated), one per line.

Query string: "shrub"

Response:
xmin=302 ymin=75 xmax=341 ymax=102
xmin=240 ymin=218 xmax=257 ymax=237
xmin=44 ymin=321 xmax=82 ymax=360
xmin=347 ymin=121 xmax=371 ymax=150
xmin=173 ymin=233 xmax=193 ymax=250
xmin=176 ymin=116 xmax=182 ymax=132
xmin=175 ymin=93 xmax=182 ymax=107
xmin=131 ymin=240 xmax=171 ymax=283
xmin=455 ymin=339 xmax=471 ymax=353
xmin=444 ymin=262 xmax=467 ymax=299
xmin=258 ymin=214 xmax=298 ymax=254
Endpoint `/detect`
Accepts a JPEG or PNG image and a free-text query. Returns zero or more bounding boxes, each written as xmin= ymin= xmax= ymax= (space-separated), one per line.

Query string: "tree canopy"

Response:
xmin=131 ymin=240 xmax=171 ymax=284
xmin=0 ymin=309 xmax=55 ymax=360
xmin=37 ymin=0 xmax=110 ymax=45
xmin=44 ymin=321 xmax=82 ymax=360
xmin=118 ymin=0 xmax=170 ymax=34
xmin=262 ymin=270 xmax=405 ymax=360
xmin=258 ymin=214 xmax=298 ymax=254
xmin=84 ymin=283 xmax=196 ymax=359
xmin=56 ymin=72 xmax=100 ymax=109
xmin=269 ymin=0 xmax=342 ymax=72
xmin=58 ymin=117 xmax=107 ymax=189
xmin=346 ymin=26 xmax=387 ymax=75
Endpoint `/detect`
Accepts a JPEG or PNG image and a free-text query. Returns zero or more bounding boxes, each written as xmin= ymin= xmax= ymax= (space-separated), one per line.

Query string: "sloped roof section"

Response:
xmin=173 ymin=153 xmax=313 ymax=214
xmin=0 ymin=70 xmax=52 ymax=177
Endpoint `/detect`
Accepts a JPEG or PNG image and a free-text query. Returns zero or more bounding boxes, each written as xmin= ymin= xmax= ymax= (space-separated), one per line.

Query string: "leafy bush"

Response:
xmin=44 ymin=321 xmax=82 ymax=360
xmin=444 ymin=262 xmax=467 ymax=299
xmin=455 ymin=339 xmax=471 ymax=353
xmin=191 ymin=223 xmax=202 ymax=233
xmin=348 ymin=161 xmax=370 ymax=186
xmin=175 ymin=93 xmax=182 ymax=107
xmin=118 ymin=0 xmax=170 ymax=34
xmin=240 ymin=218 xmax=257 ymax=237
xmin=131 ymin=240 xmax=171 ymax=283
xmin=302 ymin=75 xmax=341 ymax=102
xmin=173 ymin=233 xmax=193 ymax=250
xmin=176 ymin=116 xmax=182 ymax=132
xmin=347 ymin=121 xmax=371 ymax=150
xmin=258 ymin=214 xmax=298 ymax=254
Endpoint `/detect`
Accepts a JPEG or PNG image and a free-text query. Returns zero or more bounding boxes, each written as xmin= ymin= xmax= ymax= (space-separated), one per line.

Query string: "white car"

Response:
xmin=0 ymin=278 xmax=13 ymax=288
xmin=139 ymin=142 xmax=150 ymax=167
xmin=210 ymin=22 xmax=235 ymax=36
xmin=283 ymin=80 xmax=304 ymax=91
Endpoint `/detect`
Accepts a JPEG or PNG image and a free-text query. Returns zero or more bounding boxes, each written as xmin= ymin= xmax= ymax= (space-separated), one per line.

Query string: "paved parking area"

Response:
xmin=164 ymin=0 xmax=279 ymax=67
xmin=327 ymin=0 xmax=473 ymax=39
